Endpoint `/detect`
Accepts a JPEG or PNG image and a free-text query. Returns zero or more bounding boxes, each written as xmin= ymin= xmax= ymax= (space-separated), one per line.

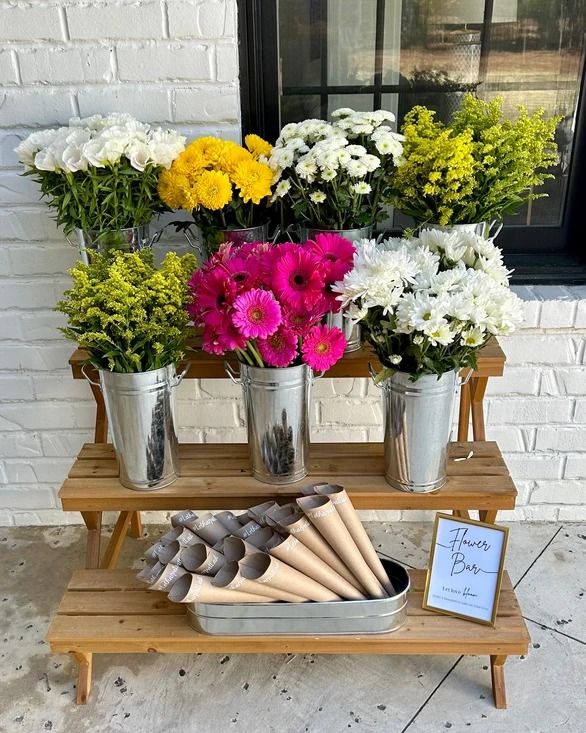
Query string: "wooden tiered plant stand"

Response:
xmin=51 ymin=338 xmax=527 ymax=707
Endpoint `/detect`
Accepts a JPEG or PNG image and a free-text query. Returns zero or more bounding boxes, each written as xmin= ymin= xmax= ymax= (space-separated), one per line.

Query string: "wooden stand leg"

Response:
xmin=81 ymin=511 xmax=102 ymax=569
xmin=73 ymin=652 xmax=93 ymax=704
xmin=470 ymin=377 xmax=488 ymax=441
xmin=128 ymin=511 xmax=143 ymax=539
xmin=457 ymin=373 xmax=472 ymax=441
xmin=490 ymin=655 xmax=507 ymax=709
xmin=89 ymin=382 xmax=108 ymax=444
xmin=479 ymin=510 xmax=498 ymax=524
xmin=453 ymin=510 xmax=471 ymax=519
xmin=100 ymin=511 xmax=132 ymax=569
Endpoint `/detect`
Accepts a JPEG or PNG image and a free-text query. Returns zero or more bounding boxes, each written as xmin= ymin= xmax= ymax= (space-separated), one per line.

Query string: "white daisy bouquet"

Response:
xmin=269 ymin=109 xmax=404 ymax=230
xmin=335 ymin=228 xmax=524 ymax=379
xmin=15 ymin=113 xmax=185 ymax=235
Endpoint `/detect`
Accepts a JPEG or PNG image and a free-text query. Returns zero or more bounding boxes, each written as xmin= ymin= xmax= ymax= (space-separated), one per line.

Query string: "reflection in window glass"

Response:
xmin=277 ymin=0 xmax=586 ymax=227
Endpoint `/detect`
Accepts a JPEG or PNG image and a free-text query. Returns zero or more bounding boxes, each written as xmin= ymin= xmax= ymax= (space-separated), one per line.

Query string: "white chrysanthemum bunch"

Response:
xmin=269 ymin=109 xmax=404 ymax=230
xmin=16 ymin=113 xmax=185 ymax=173
xmin=335 ymin=230 xmax=524 ymax=378
xmin=15 ymin=114 xmax=186 ymax=235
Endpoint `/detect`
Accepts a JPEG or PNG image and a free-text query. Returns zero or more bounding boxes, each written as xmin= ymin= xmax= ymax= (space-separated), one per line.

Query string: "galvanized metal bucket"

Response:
xmin=70 ymin=225 xmax=156 ymax=264
xmin=186 ymin=558 xmax=410 ymax=635
xmin=424 ymin=221 xmax=503 ymax=241
xmin=226 ymin=363 xmax=314 ymax=484
xmin=83 ymin=364 xmax=186 ymax=490
xmin=299 ymin=226 xmax=373 ymax=353
xmin=372 ymin=369 xmax=467 ymax=493
xmin=183 ymin=222 xmax=271 ymax=261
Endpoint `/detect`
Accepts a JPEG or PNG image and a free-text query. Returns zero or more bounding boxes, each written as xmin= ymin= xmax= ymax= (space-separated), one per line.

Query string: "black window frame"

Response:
xmin=237 ymin=0 xmax=586 ymax=284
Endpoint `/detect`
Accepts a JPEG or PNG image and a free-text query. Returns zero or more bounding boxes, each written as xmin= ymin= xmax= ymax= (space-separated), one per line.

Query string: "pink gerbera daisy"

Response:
xmin=232 ymin=288 xmax=282 ymax=339
xmin=301 ymin=324 xmax=346 ymax=371
xmin=306 ymin=233 xmax=356 ymax=282
xmin=221 ymin=256 xmax=261 ymax=292
xmin=272 ymin=248 xmax=326 ymax=312
xmin=201 ymin=312 xmax=247 ymax=355
xmin=190 ymin=268 xmax=237 ymax=322
xmin=281 ymin=305 xmax=324 ymax=338
xmin=257 ymin=325 xmax=298 ymax=367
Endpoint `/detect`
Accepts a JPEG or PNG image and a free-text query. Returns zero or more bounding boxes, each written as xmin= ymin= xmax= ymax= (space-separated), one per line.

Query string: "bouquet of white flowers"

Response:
xmin=335 ymin=228 xmax=524 ymax=379
xmin=15 ymin=113 xmax=185 ymax=235
xmin=269 ymin=109 xmax=404 ymax=230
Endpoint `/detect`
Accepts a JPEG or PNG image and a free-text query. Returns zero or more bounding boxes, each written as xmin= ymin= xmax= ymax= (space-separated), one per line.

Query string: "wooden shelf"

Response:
xmin=60 ymin=441 xmax=516 ymax=512
xmin=69 ymin=336 xmax=505 ymax=381
xmin=48 ymin=568 xmax=529 ymax=706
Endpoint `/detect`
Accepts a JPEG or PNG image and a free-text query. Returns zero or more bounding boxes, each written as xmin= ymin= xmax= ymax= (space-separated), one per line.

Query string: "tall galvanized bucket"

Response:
xmin=87 ymin=365 xmax=185 ymax=490
xmin=374 ymin=369 xmax=460 ymax=493
xmin=299 ymin=226 xmax=373 ymax=353
xmin=71 ymin=225 xmax=155 ymax=264
xmin=226 ymin=363 xmax=312 ymax=484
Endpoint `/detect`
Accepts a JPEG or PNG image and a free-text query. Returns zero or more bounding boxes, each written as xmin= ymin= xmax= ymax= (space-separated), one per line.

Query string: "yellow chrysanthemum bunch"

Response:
xmin=157 ymin=135 xmax=274 ymax=219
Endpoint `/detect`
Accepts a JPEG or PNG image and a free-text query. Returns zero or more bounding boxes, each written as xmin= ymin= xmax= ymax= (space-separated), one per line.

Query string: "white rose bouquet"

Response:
xmin=269 ymin=109 xmax=404 ymax=230
xmin=335 ymin=228 xmax=524 ymax=379
xmin=15 ymin=113 xmax=185 ymax=235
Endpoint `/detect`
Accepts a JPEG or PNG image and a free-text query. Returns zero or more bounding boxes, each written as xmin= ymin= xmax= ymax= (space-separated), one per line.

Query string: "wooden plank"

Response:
xmin=47 ymin=613 xmax=530 ymax=656
xmin=70 ymin=337 xmax=505 ymax=381
xmin=58 ymin=591 xmax=185 ymax=616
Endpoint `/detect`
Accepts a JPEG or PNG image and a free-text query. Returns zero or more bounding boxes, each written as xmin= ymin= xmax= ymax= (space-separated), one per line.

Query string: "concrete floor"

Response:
xmin=0 ymin=521 xmax=584 ymax=733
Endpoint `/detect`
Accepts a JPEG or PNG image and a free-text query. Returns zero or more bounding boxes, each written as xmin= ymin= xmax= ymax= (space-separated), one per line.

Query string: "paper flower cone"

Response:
xmin=243 ymin=526 xmax=276 ymax=549
xmin=160 ymin=526 xmax=201 ymax=547
xmin=235 ymin=512 xmax=252 ymax=525
xmin=247 ymin=501 xmax=279 ymax=525
xmin=267 ymin=534 xmax=366 ymax=600
xmin=278 ymin=512 xmax=366 ymax=593
xmin=170 ymin=510 xmax=198 ymax=528
xmin=168 ymin=573 xmax=274 ymax=603
xmin=297 ymin=496 xmax=387 ymax=599
xmin=214 ymin=562 xmax=306 ymax=602
xmin=136 ymin=561 xmax=164 ymax=584
xmin=222 ymin=536 xmax=259 ymax=563
xmin=186 ymin=512 xmax=231 ymax=545
xmin=149 ymin=562 xmax=188 ymax=592
xmin=144 ymin=540 xmax=166 ymax=561
xmin=313 ymin=483 xmax=396 ymax=595
xmin=157 ymin=540 xmax=183 ymax=566
xmin=263 ymin=503 xmax=299 ymax=523
xmin=215 ymin=511 xmax=243 ymax=533
xmin=232 ymin=520 xmax=263 ymax=542
xmin=240 ymin=553 xmax=341 ymax=602
xmin=181 ymin=543 xmax=225 ymax=575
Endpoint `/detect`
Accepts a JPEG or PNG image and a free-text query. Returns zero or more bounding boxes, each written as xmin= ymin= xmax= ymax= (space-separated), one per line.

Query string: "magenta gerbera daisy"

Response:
xmin=191 ymin=268 xmax=237 ymax=322
xmin=301 ymin=324 xmax=346 ymax=371
xmin=232 ymin=288 xmax=282 ymax=339
xmin=221 ymin=256 xmax=261 ymax=292
xmin=257 ymin=325 xmax=298 ymax=367
xmin=201 ymin=312 xmax=247 ymax=355
xmin=307 ymin=233 xmax=356 ymax=282
xmin=272 ymin=248 xmax=326 ymax=312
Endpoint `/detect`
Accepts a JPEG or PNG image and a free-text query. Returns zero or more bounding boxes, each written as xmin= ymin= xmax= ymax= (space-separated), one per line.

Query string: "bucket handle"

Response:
xmin=457 ymin=369 xmax=474 ymax=388
xmin=224 ymin=361 xmax=241 ymax=385
xmin=169 ymin=363 xmax=190 ymax=388
xmin=81 ymin=363 xmax=101 ymax=388
xmin=312 ymin=369 xmax=325 ymax=383
xmin=486 ymin=220 xmax=503 ymax=241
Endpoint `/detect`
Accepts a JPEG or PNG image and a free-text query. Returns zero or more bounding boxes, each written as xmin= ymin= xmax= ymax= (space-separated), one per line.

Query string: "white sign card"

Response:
xmin=423 ymin=513 xmax=509 ymax=626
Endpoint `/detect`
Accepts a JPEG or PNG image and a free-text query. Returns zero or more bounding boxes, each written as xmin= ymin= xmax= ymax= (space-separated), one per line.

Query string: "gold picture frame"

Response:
xmin=423 ymin=513 xmax=509 ymax=627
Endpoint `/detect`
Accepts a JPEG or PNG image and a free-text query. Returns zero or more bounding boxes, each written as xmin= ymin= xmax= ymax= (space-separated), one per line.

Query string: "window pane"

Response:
xmin=276 ymin=0 xmax=586 ymax=228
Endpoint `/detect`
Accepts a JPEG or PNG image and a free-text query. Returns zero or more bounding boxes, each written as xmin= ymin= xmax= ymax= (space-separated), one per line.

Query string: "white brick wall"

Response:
xmin=1 ymin=1 xmax=585 ymax=525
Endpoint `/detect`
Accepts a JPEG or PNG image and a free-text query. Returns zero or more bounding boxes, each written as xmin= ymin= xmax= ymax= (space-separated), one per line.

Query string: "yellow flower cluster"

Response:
xmin=158 ymin=135 xmax=274 ymax=213
xmin=57 ymin=250 xmax=197 ymax=373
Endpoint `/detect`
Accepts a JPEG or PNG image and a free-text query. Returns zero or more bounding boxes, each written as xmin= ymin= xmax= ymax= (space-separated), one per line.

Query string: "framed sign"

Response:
xmin=423 ymin=513 xmax=509 ymax=626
